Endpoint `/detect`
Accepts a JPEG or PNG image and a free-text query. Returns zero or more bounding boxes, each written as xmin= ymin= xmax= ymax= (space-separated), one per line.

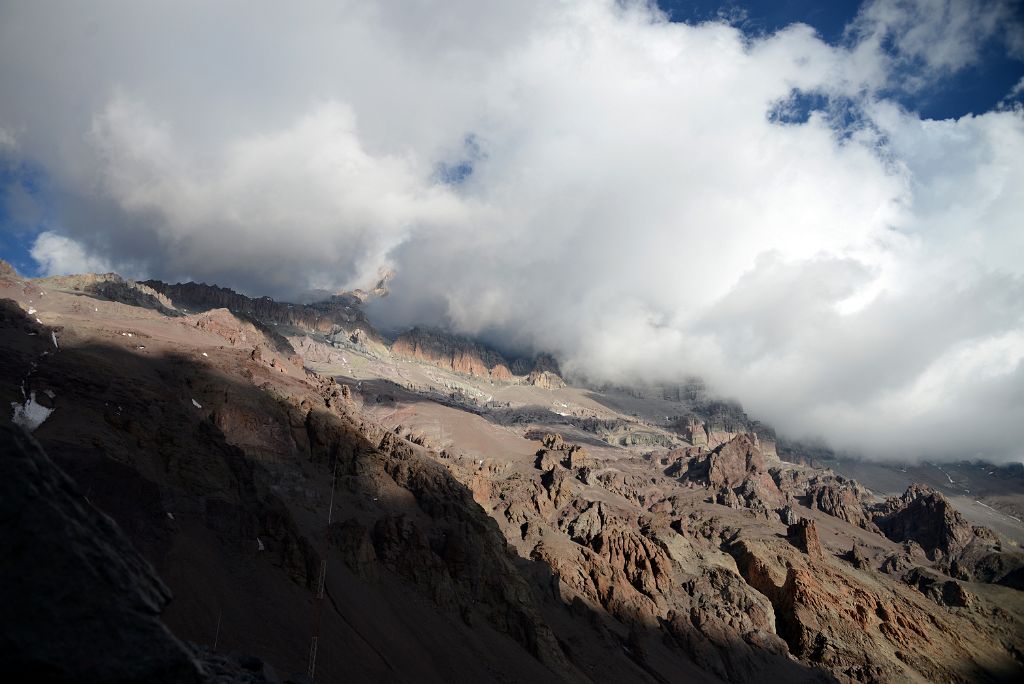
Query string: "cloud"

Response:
xmin=848 ymin=0 xmax=1024 ymax=89
xmin=0 ymin=126 xmax=15 ymax=152
xmin=87 ymin=95 xmax=470 ymax=292
xmin=30 ymin=231 xmax=112 ymax=276
xmin=0 ymin=0 xmax=1022 ymax=462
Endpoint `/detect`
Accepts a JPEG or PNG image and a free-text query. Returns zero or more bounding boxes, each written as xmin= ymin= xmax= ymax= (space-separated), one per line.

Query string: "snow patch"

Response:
xmin=50 ymin=332 xmax=58 ymax=349
xmin=27 ymin=307 xmax=36 ymax=315
xmin=192 ymin=398 xmax=202 ymax=409
xmin=11 ymin=392 xmax=54 ymax=432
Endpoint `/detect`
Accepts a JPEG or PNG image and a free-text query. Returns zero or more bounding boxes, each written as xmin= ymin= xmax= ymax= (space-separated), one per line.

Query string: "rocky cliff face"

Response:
xmin=144 ymin=279 xmax=567 ymax=387
xmin=672 ymin=435 xmax=785 ymax=511
xmin=871 ymin=484 xmax=975 ymax=561
xmin=39 ymin=272 xmax=180 ymax=315
xmin=391 ymin=327 xmax=566 ymax=385
xmin=803 ymin=477 xmax=879 ymax=532
xmin=675 ymin=405 xmax=778 ymax=458
xmin=392 ymin=327 xmax=514 ymax=380
xmin=867 ymin=484 xmax=1024 ymax=587
xmin=143 ymin=279 xmax=378 ymax=340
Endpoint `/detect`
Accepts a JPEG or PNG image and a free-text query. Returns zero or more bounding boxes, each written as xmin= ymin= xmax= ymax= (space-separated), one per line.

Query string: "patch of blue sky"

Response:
xmin=656 ymin=1 xmax=1024 ymax=120
xmin=0 ymin=156 xmax=51 ymax=277
xmin=657 ymin=0 xmax=862 ymax=42
xmin=435 ymin=134 xmax=484 ymax=186
xmin=767 ymin=90 xmax=869 ymax=140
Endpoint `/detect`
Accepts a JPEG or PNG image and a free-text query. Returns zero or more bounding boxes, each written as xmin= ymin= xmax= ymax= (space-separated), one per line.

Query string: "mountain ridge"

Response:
xmin=3 ymin=261 xmax=1024 ymax=683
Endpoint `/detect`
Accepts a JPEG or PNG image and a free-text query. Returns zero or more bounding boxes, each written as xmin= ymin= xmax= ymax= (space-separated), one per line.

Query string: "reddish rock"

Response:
xmin=788 ymin=519 xmax=823 ymax=560
xmin=681 ymin=435 xmax=785 ymax=509
xmin=391 ymin=327 xmax=516 ymax=381
xmin=805 ymin=478 xmax=876 ymax=531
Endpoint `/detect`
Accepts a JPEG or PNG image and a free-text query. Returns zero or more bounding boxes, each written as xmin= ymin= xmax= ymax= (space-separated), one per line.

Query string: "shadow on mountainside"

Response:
xmin=345 ymin=375 xmax=644 ymax=453
xmin=0 ymin=296 xmax=853 ymax=683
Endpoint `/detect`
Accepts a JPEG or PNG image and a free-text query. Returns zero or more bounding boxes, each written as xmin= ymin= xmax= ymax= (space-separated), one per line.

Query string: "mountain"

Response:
xmin=3 ymin=262 xmax=1024 ymax=683
xmin=141 ymin=278 xmax=562 ymax=386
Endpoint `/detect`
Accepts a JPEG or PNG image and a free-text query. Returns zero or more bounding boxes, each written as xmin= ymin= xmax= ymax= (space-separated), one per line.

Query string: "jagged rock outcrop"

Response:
xmin=144 ymin=279 xmax=376 ymax=339
xmin=527 ymin=369 xmax=566 ymax=389
xmin=531 ymin=434 xmax=599 ymax=486
xmin=728 ymin=531 xmax=1021 ymax=683
xmin=872 ymin=484 xmax=974 ymax=561
xmin=779 ymin=505 xmax=799 ymax=526
xmin=948 ymin=528 xmax=1024 ymax=588
xmin=880 ymin=551 xmax=917 ymax=576
xmin=788 ymin=519 xmax=823 ymax=560
xmin=804 ymin=477 xmax=878 ymax=532
xmin=511 ymin=353 xmax=561 ymax=377
xmin=673 ymin=401 xmax=778 ymax=458
xmin=38 ymin=272 xmax=179 ymax=316
xmin=846 ymin=544 xmax=871 ymax=571
xmin=903 ymin=567 xmax=974 ymax=608
xmin=678 ymin=435 xmax=784 ymax=510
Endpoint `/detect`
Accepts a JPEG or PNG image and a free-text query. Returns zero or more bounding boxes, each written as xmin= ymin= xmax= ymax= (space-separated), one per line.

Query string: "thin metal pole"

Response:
xmin=327 ymin=459 xmax=338 ymax=526
xmin=308 ymin=457 xmax=339 ymax=680
xmin=213 ymin=609 xmax=222 ymax=650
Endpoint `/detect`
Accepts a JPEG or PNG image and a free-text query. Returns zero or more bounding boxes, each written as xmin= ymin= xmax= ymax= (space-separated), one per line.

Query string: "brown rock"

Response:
xmin=534 ymin=449 xmax=562 ymax=472
xmin=681 ymin=435 xmax=785 ymax=509
xmin=788 ymin=519 xmax=823 ymax=560
xmin=904 ymin=567 xmax=974 ymax=608
xmin=805 ymin=477 xmax=877 ymax=531
xmin=527 ymin=370 xmax=566 ymax=389
xmin=391 ymin=327 xmax=516 ymax=381
xmin=872 ymin=484 xmax=974 ymax=561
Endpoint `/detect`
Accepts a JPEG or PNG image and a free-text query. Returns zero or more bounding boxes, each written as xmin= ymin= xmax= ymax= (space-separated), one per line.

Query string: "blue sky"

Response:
xmin=659 ymin=0 xmax=863 ymax=41
xmin=0 ymin=158 xmax=51 ymax=277
xmin=657 ymin=0 xmax=1024 ymax=119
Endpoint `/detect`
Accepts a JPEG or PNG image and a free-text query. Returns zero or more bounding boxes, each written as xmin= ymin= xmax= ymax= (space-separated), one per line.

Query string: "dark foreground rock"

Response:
xmin=0 ymin=423 xmax=285 ymax=683
xmin=0 ymin=423 xmax=203 ymax=683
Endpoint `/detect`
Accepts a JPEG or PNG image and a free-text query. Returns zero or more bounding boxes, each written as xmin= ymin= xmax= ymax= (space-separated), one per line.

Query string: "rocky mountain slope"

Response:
xmin=140 ymin=278 xmax=563 ymax=387
xmin=3 ymin=262 xmax=1024 ymax=683
xmin=1 ymin=422 xmax=281 ymax=684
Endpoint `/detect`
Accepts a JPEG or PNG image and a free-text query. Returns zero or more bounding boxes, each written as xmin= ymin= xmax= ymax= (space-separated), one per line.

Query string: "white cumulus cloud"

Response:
xmin=0 ymin=0 xmax=1022 ymax=461
xmin=30 ymin=231 xmax=112 ymax=276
